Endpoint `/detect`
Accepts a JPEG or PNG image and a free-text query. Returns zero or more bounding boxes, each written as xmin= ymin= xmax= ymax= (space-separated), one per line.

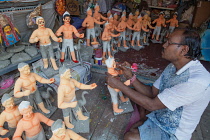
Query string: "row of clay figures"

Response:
xmin=0 ymin=62 xmax=98 ymax=139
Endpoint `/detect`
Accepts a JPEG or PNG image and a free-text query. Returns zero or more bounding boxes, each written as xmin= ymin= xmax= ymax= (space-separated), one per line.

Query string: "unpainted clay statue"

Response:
xmin=0 ymin=94 xmax=22 ymax=137
xmin=50 ymin=119 xmax=86 ymax=140
xmin=166 ymin=12 xmax=179 ymax=38
xmin=57 ymin=66 xmax=97 ymax=129
xmin=56 ymin=11 xmax=84 ymax=63
xmin=131 ymin=15 xmax=149 ymax=47
xmin=102 ymin=21 xmax=120 ymax=59
xmin=142 ymin=14 xmax=155 ymax=44
xmin=126 ymin=13 xmax=135 ymax=41
xmin=133 ymin=9 xmax=140 ymax=23
xmin=82 ymin=7 xmax=105 ymax=46
xmin=14 ymin=63 xmax=55 ymax=114
xmin=152 ymin=12 xmax=166 ymax=41
xmin=29 ymin=16 xmax=62 ymax=70
xmin=13 ymin=101 xmax=54 ymax=140
xmin=105 ymin=57 xmax=130 ymax=113
xmin=113 ymin=13 xmax=120 ymax=27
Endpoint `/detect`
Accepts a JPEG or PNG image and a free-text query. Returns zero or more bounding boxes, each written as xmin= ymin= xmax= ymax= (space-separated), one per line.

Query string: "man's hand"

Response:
xmin=106 ymin=73 xmax=123 ymax=89
xmin=49 ymin=78 xmax=55 ymax=83
xmin=118 ymin=61 xmax=133 ymax=79
xmin=90 ymin=83 xmax=97 ymax=89
xmin=69 ymin=101 xmax=77 ymax=108
xmin=0 ymin=129 xmax=9 ymax=135
xmin=23 ymin=90 xmax=30 ymax=96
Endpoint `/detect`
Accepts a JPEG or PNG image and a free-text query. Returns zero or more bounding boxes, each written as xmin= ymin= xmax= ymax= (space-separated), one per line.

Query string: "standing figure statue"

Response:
xmin=56 ymin=11 xmax=84 ymax=63
xmin=0 ymin=94 xmax=22 ymax=138
xmin=82 ymin=7 xmax=105 ymax=46
xmin=50 ymin=119 xmax=86 ymax=140
xmin=126 ymin=13 xmax=135 ymax=41
xmin=57 ymin=66 xmax=97 ymax=129
xmin=142 ymin=14 xmax=155 ymax=44
xmin=151 ymin=12 xmax=166 ymax=41
xmin=29 ymin=16 xmax=62 ymax=70
xmin=166 ymin=12 xmax=179 ymax=38
xmin=14 ymin=63 xmax=55 ymax=114
xmin=13 ymin=101 xmax=54 ymax=140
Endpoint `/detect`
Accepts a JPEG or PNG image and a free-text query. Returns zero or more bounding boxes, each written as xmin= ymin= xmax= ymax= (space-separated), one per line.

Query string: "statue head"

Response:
xmin=135 ymin=9 xmax=139 ymax=16
xmin=159 ymin=12 xmax=164 ymax=18
xmin=137 ymin=15 xmax=142 ymax=21
xmin=108 ymin=15 xmax=113 ymax=23
xmin=63 ymin=11 xmax=71 ymax=24
xmin=173 ymin=12 xmax=178 ymax=18
xmin=129 ymin=13 xmax=133 ymax=19
xmin=114 ymin=13 xmax=118 ymax=20
xmin=121 ymin=14 xmax=126 ymax=21
xmin=94 ymin=3 xmax=100 ymax=11
xmin=51 ymin=119 xmax=66 ymax=138
xmin=1 ymin=94 xmax=14 ymax=110
xmin=107 ymin=10 xmax=111 ymax=17
xmin=87 ymin=7 xmax=92 ymax=16
xmin=36 ymin=16 xmax=45 ymax=28
xmin=18 ymin=101 xmax=33 ymax=119
xmin=105 ymin=57 xmax=115 ymax=68
xmin=18 ymin=63 xmax=30 ymax=75
xmin=122 ymin=10 xmax=126 ymax=16
xmin=59 ymin=66 xmax=71 ymax=79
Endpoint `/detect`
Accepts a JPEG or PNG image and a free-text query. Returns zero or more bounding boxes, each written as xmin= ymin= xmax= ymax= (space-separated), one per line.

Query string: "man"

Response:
xmin=0 ymin=94 xmax=22 ymax=138
xmin=106 ymin=29 xmax=210 ymax=140
xmin=58 ymin=66 xmax=97 ymax=129
xmin=152 ymin=12 xmax=166 ymax=41
xmin=56 ymin=11 xmax=84 ymax=63
xmin=29 ymin=16 xmax=62 ymax=70
xmin=49 ymin=119 xmax=86 ymax=140
xmin=14 ymin=62 xmax=55 ymax=114
xmin=13 ymin=101 xmax=54 ymax=140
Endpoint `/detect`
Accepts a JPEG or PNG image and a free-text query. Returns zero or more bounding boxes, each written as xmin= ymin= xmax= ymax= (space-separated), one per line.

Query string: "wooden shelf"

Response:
xmin=149 ymin=6 xmax=175 ymax=11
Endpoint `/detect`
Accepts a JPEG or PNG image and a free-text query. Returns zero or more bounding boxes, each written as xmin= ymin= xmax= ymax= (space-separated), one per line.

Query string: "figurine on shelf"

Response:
xmin=102 ymin=21 xmax=120 ymax=59
xmin=56 ymin=11 xmax=84 ymax=63
xmin=113 ymin=13 xmax=120 ymax=27
xmin=50 ymin=119 xmax=87 ymax=140
xmin=105 ymin=57 xmax=130 ymax=114
xmin=166 ymin=12 xmax=179 ymax=38
xmin=14 ymin=63 xmax=55 ymax=114
xmin=57 ymin=66 xmax=97 ymax=129
xmin=126 ymin=13 xmax=135 ymax=41
xmin=29 ymin=16 xmax=62 ymax=70
xmin=13 ymin=101 xmax=54 ymax=140
xmin=0 ymin=94 xmax=22 ymax=138
xmin=133 ymin=9 xmax=140 ymax=23
xmin=82 ymin=7 xmax=105 ymax=46
xmin=131 ymin=15 xmax=149 ymax=49
xmin=151 ymin=12 xmax=166 ymax=41
xmin=142 ymin=14 xmax=155 ymax=45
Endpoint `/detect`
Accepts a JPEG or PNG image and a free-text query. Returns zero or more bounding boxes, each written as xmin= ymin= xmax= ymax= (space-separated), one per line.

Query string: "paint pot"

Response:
xmin=95 ymin=48 xmax=102 ymax=58
xmin=94 ymin=57 xmax=102 ymax=65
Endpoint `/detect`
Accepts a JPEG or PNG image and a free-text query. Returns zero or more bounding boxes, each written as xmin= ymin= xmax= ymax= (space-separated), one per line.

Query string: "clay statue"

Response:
xmin=142 ymin=14 xmax=155 ymax=44
xmin=0 ymin=94 xmax=22 ymax=138
xmin=29 ymin=16 xmax=62 ymax=70
xmin=13 ymin=101 xmax=54 ymax=140
xmin=82 ymin=7 xmax=105 ymax=46
xmin=102 ymin=21 xmax=120 ymax=59
xmin=50 ymin=119 xmax=86 ymax=140
xmin=126 ymin=13 xmax=135 ymax=41
xmin=113 ymin=13 xmax=120 ymax=27
xmin=57 ymin=66 xmax=97 ymax=129
xmin=105 ymin=57 xmax=130 ymax=113
xmin=56 ymin=11 xmax=84 ymax=63
xmin=133 ymin=9 xmax=140 ymax=23
xmin=14 ymin=62 xmax=55 ymax=114
xmin=166 ymin=12 xmax=179 ymax=38
xmin=151 ymin=12 xmax=166 ymax=41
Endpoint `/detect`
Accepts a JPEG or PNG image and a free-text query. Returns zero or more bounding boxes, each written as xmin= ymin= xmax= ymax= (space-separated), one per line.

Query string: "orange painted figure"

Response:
xmin=57 ymin=66 xmax=97 ymax=129
xmin=29 ymin=16 xmax=62 ymax=70
xmin=142 ymin=14 xmax=155 ymax=44
xmin=166 ymin=12 xmax=179 ymax=37
xmin=0 ymin=94 xmax=22 ymax=138
xmin=14 ymin=63 xmax=55 ymax=114
xmin=82 ymin=7 xmax=105 ymax=46
xmin=50 ymin=119 xmax=86 ymax=140
xmin=126 ymin=13 xmax=135 ymax=41
xmin=56 ymin=11 xmax=84 ymax=63
xmin=133 ymin=9 xmax=140 ymax=23
xmin=152 ymin=12 xmax=166 ymax=41
xmin=13 ymin=101 xmax=54 ymax=140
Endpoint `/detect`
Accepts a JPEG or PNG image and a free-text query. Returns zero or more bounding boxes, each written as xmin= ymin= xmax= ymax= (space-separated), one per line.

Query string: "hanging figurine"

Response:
xmin=29 ymin=16 xmax=62 ymax=70
xmin=82 ymin=7 xmax=105 ymax=46
xmin=56 ymin=11 xmax=84 ymax=63
xmin=166 ymin=12 xmax=179 ymax=38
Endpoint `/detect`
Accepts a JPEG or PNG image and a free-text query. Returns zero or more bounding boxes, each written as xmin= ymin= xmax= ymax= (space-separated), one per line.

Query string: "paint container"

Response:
xmin=94 ymin=57 xmax=102 ymax=65
xmin=95 ymin=48 xmax=102 ymax=58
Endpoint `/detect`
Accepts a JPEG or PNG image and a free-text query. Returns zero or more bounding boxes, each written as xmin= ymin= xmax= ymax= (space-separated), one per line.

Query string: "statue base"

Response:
xmin=114 ymin=99 xmax=134 ymax=116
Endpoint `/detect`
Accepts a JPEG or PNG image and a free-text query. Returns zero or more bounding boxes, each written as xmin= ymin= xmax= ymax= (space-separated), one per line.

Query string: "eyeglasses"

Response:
xmin=164 ymin=39 xmax=185 ymax=47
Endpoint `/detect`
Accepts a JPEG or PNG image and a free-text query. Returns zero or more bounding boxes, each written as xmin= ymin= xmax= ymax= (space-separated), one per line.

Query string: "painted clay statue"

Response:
xmin=57 ymin=66 xmax=97 ymax=129
xmin=166 ymin=12 xmax=179 ymax=37
xmin=102 ymin=21 xmax=120 ymax=59
xmin=0 ymin=94 xmax=22 ymax=137
xmin=29 ymin=16 xmax=62 ymax=70
xmin=50 ymin=119 xmax=86 ymax=140
xmin=142 ymin=14 xmax=155 ymax=44
xmin=113 ymin=13 xmax=119 ymax=27
xmin=105 ymin=57 xmax=130 ymax=113
xmin=14 ymin=63 xmax=55 ymax=114
xmin=13 ymin=101 xmax=54 ymax=140
xmin=131 ymin=15 xmax=149 ymax=48
xmin=126 ymin=13 xmax=135 ymax=41
xmin=82 ymin=7 xmax=105 ymax=46
xmin=151 ymin=12 xmax=166 ymax=41
xmin=56 ymin=11 xmax=84 ymax=63
xmin=133 ymin=9 xmax=140 ymax=23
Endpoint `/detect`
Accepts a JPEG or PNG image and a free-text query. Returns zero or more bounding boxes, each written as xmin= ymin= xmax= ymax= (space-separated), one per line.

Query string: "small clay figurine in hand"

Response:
xmin=0 ymin=94 xmax=22 ymax=137
xmin=50 ymin=119 xmax=87 ymax=140
xmin=58 ymin=66 xmax=97 ymax=129
xmin=56 ymin=11 xmax=84 ymax=63
xmin=166 ymin=12 xmax=179 ymax=38
xmin=82 ymin=7 xmax=105 ymax=46
xmin=14 ymin=63 xmax=55 ymax=114
xmin=13 ymin=101 xmax=54 ymax=140
xmin=29 ymin=16 xmax=62 ymax=70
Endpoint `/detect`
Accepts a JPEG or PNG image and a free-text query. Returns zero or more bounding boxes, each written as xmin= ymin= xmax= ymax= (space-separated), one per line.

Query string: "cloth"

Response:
xmin=149 ymin=60 xmax=210 ymax=140
xmin=86 ymin=28 xmax=96 ymax=39
xmin=26 ymin=127 xmax=46 ymax=140
xmin=169 ymin=26 xmax=175 ymax=33
xmin=62 ymin=39 xmax=74 ymax=52
xmin=107 ymin=86 xmax=118 ymax=104
xmin=23 ymin=89 xmax=43 ymax=105
xmin=153 ymin=26 xmax=161 ymax=36
xmin=132 ymin=31 xmax=140 ymax=42
xmin=40 ymin=43 xmax=54 ymax=59
xmin=102 ymin=40 xmax=111 ymax=52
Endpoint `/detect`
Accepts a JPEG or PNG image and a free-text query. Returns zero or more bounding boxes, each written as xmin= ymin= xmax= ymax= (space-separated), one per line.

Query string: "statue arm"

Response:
xmin=94 ymin=18 xmax=105 ymax=25
xmin=126 ymin=24 xmax=133 ymax=30
xmin=101 ymin=15 xmax=108 ymax=21
xmin=49 ymin=28 xmax=62 ymax=42
xmin=55 ymin=26 xmax=64 ymax=36
xmin=166 ymin=19 xmax=171 ymax=23
xmin=82 ymin=18 xmax=88 ymax=27
xmin=37 ymin=113 xmax=54 ymax=126
xmin=13 ymin=121 xmax=23 ymax=140
xmin=148 ymin=22 xmax=155 ymax=29
xmin=32 ymin=73 xmax=52 ymax=84
xmin=29 ymin=30 xmax=39 ymax=43
xmin=176 ymin=20 xmax=179 ymax=27
xmin=72 ymin=26 xmax=84 ymax=38
xmin=142 ymin=24 xmax=149 ymax=32
xmin=72 ymin=79 xmax=97 ymax=90
xmin=0 ymin=113 xmax=8 ymax=135
xmin=14 ymin=79 xmax=27 ymax=98
xmin=111 ymin=32 xmax=120 ymax=37
xmin=152 ymin=19 xmax=157 ymax=24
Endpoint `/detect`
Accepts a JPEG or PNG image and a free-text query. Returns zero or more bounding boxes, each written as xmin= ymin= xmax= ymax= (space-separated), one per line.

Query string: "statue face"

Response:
xmin=114 ymin=15 xmax=118 ymax=20
xmin=122 ymin=16 xmax=126 ymax=21
xmin=21 ymin=106 xmax=33 ymax=119
xmin=135 ymin=11 xmax=139 ymax=16
xmin=53 ymin=123 xmax=66 ymax=138
xmin=37 ymin=18 xmax=45 ymax=28
xmin=3 ymin=98 xmax=14 ymax=110
xmin=63 ymin=69 xmax=71 ymax=79
xmin=173 ymin=14 xmax=177 ymax=18
xmin=129 ymin=15 xmax=133 ymax=19
xmin=63 ymin=16 xmax=70 ymax=24
xmin=108 ymin=18 xmax=114 ymax=23
xmin=20 ymin=65 xmax=30 ymax=75
xmin=3 ymin=25 xmax=11 ymax=35
xmin=87 ymin=9 xmax=92 ymax=16
xmin=95 ymin=6 xmax=100 ymax=11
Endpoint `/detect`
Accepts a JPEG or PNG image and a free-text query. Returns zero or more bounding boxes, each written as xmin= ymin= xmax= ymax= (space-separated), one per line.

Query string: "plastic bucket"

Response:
xmin=94 ymin=57 xmax=102 ymax=65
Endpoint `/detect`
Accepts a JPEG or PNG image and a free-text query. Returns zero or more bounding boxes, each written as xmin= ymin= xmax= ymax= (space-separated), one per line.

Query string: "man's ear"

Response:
xmin=181 ymin=45 xmax=189 ymax=56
